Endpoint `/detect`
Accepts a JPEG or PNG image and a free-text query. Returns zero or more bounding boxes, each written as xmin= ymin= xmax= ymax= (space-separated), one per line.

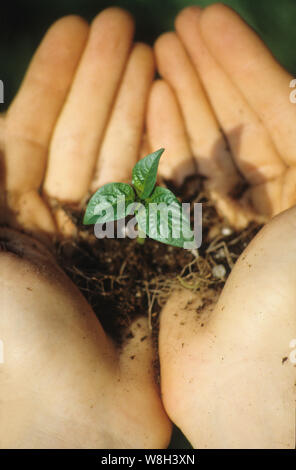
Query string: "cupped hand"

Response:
xmin=0 ymin=8 xmax=171 ymax=449
xmin=159 ymin=205 xmax=296 ymax=448
xmin=156 ymin=4 xmax=296 ymax=449
xmin=147 ymin=4 xmax=296 ymax=229
xmin=0 ymin=7 xmax=154 ymax=240
xmin=0 ymin=228 xmax=171 ymax=448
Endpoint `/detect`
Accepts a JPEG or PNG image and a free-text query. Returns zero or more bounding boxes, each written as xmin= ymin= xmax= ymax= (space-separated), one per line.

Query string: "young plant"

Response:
xmin=83 ymin=149 xmax=194 ymax=248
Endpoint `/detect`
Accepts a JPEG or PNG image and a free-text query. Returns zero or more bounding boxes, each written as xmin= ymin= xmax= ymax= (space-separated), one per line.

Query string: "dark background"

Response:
xmin=1 ymin=0 xmax=296 ymax=109
xmin=0 ymin=0 xmax=295 ymax=448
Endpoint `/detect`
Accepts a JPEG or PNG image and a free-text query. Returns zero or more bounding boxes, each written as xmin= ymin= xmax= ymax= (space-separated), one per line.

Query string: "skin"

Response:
xmin=160 ymin=206 xmax=296 ymax=448
xmin=1 ymin=3 xmax=295 ymax=449
xmin=153 ymin=32 xmax=240 ymax=193
xmin=43 ymin=8 xmax=135 ymax=203
xmin=151 ymin=30 xmax=261 ymax=228
xmin=152 ymin=4 xmax=296 ymax=226
xmin=1 ymin=15 xmax=89 ymax=237
xmin=157 ymin=4 xmax=296 ymax=448
xmin=91 ymin=42 xmax=155 ymax=190
xmin=146 ymin=79 xmax=196 ymax=186
xmin=0 ymin=8 xmax=171 ymax=449
xmin=1 ymin=8 xmax=153 ymax=238
xmin=0 ymin=228 xmax=171 ymax=449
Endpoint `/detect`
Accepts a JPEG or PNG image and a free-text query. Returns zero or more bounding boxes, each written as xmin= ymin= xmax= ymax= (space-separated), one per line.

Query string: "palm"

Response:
xmin=1 ymin=2 xmax=296 ymax=449
xmin=157 ymin=4 xmax=296 ymax=449
xmin=146 ymin=4 xmax=296 ymax=229
xmin=0 ymin=8 xmax=153 ymax=241
xmin=160 ymin=205 xmax=296 ymax=448
xmin=0 ymin=8 xmax=170 ymax=448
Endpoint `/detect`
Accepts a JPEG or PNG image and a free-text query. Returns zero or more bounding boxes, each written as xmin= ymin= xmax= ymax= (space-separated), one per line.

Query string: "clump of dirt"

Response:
xmin=56 ymin=176 xmax=261 ymax=356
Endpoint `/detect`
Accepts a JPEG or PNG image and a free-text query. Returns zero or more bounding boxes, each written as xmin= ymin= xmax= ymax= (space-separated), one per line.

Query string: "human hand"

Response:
xmin=147 ymin=4 xmax=296 ymax=229
xmin=0 ymin=227 xmax=171 ymax=448
xmin=0 ymin=8 xmax=154 ymax=241
xmin=0 ymin=8 xmax=171 ymax=449
xmin=152 ymin=4 xmax=296 ymax=448
xmin=159 ymin=204 xmax=296 ymax=449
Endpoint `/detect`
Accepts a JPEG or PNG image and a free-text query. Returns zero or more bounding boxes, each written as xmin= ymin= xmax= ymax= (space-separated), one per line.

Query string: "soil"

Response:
xmin=56 ymin=176 xmax=261 ymax=372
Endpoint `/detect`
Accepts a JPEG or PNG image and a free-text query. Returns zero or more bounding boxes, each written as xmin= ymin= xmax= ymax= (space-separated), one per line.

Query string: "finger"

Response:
xmin=210 ymin=190 xmax=267 ymax=230
xmin=199 ymin=3 xmax=296 ymax=166
xmin=247 ymin=177 xmax=284 ymax=217
xmin=146 ymin=80 xmax=195 ymax=186
xmin=6 ymin=191 xmax=56 ymax=240
xmin=139 ymin=133 xmax=151 ymax=159
xmin=90 ymin=43 xmax=154 ymax=191
xmin=5 ymin=16 xmax=89 ymax=194
xmin=44 ymin=8 xmax=134 ymax=203
xmin=154 ymin=32 xmax=240 ymax=192
xmin=53 ymin=207 xmax=77 ymax=238
xmin=175 ymin=9 xmax=286 ymax=186
xmin=280 ymin=168 xmax=296 ymax=212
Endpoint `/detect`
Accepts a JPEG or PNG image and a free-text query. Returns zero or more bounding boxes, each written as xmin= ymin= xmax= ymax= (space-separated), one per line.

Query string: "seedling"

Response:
xmin=83 ymin=149 xmax=194 ymax=248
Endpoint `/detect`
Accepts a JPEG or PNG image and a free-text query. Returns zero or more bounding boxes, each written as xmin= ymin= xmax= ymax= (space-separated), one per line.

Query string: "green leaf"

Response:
xmin=135 ymin=186 xmax=194 ymax=248
xmin=132 ymin=148 xmax=164 ymax=199
xmin=83 ymin=183 xmax=135 ymax=225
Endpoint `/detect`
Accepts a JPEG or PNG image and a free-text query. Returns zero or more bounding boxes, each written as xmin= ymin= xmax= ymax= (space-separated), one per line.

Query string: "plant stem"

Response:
xmin=136 ymin=225 xmax=146 ymax=245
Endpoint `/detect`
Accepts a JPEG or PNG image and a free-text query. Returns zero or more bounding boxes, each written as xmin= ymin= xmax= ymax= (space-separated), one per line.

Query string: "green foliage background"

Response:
xmin=1 ymin=0 xmax=296 ymax=109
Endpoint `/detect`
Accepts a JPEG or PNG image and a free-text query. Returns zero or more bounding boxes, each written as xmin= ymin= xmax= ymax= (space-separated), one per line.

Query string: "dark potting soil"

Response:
xmin=56 ymin=176 xmax=261 ymax=367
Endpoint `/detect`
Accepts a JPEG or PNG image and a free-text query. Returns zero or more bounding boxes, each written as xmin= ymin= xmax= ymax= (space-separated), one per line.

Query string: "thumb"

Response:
xmin=118 ymin=317 xmax=172 ymax=448
xmin=159 ymin=206 xmax=296 ymax=448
